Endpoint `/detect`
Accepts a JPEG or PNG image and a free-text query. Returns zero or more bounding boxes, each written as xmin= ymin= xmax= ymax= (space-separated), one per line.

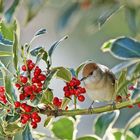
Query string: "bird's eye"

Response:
xmin=89 ymin=71 xmax=93 ymax=75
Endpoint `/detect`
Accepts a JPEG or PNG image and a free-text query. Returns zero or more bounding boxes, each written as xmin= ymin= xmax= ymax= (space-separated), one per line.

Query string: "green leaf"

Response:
xmin=44 ymin=116 xmax=53 ymax=127
xmin=48 ymin=35 xmax=68 ymax=58
xmin=0 ymin=20 xmax=17 ymax=41
xmin=32 ymin=131 xmax=46 ymax=140
xmin=41 ymin=89 xmax=53 ymax=105
xmin=111 ymin=60 xmax=140 ymax=74
xmin=4 ymin=123 xmax=22 ymax=135
xmin=0 ymin=0 xmax=3 ymax=13
xmin=101 ymin=39 xmax=115 ymax=52
xmin=22 ymin=125 xmax=33 ymax=140
xmin=5 ymin=114 xmax=20 ymax=123
xmin=35 ymin=28 xmax=47 ymax=36
xmin=0 ymin=119 xmax=5 ymax=136
xmin=13 ymin=32 xmax=18 ymax=71
xmin=51 ymin=117 xmax=74 ymax=140
xmin=4 ymin=0 xmax=20 ymax=23
xmin=77 ymin=135 xmax=101 ymax=140
xmin=75 ymin=62 xmax=86 ymax=77
xmin=130 ymin=124 xmax=140 ymax=138
xmin=94 ymin=111 xmax=119 ymax=138
xmin=61 ymin=97 xmax=71 ymax=109
xmin=55 ymin=67 xmax=72 ymax=82
xmin=43 ymin=69 xmax=58 ymax=89
xmin=30 ymin=46 xmax=42 ymax=56
xmin=116 ymin=70 xmax=128 ymax=96
xmin=0 ymin=51 xmax=12 ymax=56
xmin=111 ymin=37 xmax=140 ymax=60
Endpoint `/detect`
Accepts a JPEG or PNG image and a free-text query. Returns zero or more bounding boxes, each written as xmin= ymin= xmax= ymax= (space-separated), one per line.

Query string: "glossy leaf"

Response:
xmin=41 ymin=89 xmax=53 ymax=105
xmin=4 ymin=0 xmax=20 ymax=23
xmin=75 ymin=62 xmax=86 ymax=77
xmin=55 ymin=67 xmax=72 ymax=82
xmin=51 ymin=117 xmax=74 ymax=140
xmin=77 ymin=135 xmax=101 ymax=140
xmin=0 ymin=51 xmax=12 ymax=56
xmin=61 ymin=97 xmax=71 ymax=109
xmin=13 ymin=32 xmax=18 ymax=71
xmin=30 ymin=46 xmax=42 ymax=56
xmin=94 ymin=111 xmax=119 ymax=138
xmin=43 ymin=69 xmax=57 ymax=89
xmin=22 ymin=125 xmax=34 ymax=140
xmin=0 ymin=20 xmax=17 ymax=41
xmin=5 ymin=114 xmax=20 ymax=123
xmin=44 ymin=116 xmax=53 ymax=127
xmin=129 ymin=124 xmax=140 ymax=138
xmin=35 ymin=28 xmax=47 ymax=36
xmin=111 ymin=37 xmax=140 ymax=60
xmin=48 ymin=36 xmax=68 ymax=58
xmin=111 ymin=60 xmax=140 ymax=74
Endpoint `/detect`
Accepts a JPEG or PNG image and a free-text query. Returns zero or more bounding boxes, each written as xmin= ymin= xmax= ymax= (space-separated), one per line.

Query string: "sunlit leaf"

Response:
xmin=44 ymin=116 xmax=53 ymax=127
xmin=94 ymin=111 xmax=119 ymax=138
xmin=51 ymin=117 xmax=74 ymax=140
xmin=41 ymin=89 xmax=53 ymax=105
xmin=22 ymin=125 xmax=33 ymax=140
xmin=75 ymin=62 xmax=86 ymax=77
xmin=4 ymin=0 xmax=20 ymax=23
xmin=0 ymin=51 xmax=12 ymax=56
xmin=55 ymin=67 xmax=72 ymax=82
xmin=61 ymin=97 xmax=71 ymax=109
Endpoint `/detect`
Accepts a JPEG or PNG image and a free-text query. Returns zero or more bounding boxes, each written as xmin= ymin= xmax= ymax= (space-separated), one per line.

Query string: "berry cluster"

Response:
xmin=15 ymin=59 xmax=46 ymax=101
xmin=63 ymin=77 xmax=86 ymax=102
xmin=0 ymin=86 xmax=7 ymax=104
xmin=14 ymin=101 xmax=41 ymax=128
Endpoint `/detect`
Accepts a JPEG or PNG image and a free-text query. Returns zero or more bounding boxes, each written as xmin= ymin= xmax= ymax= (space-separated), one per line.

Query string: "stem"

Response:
xmin=39 ymin=97 xmax=140 ymax=117
xmin=74 ymin=95 xmax=77 ymax=109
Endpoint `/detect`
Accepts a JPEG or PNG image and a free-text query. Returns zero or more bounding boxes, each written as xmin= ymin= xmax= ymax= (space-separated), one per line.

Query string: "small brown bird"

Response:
xmin=81 ymin=62 xmax=116 ymax=102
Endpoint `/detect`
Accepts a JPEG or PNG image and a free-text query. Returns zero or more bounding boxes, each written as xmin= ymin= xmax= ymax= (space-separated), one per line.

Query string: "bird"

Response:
xmin=81 ymin=61 xmax=116 ymax=104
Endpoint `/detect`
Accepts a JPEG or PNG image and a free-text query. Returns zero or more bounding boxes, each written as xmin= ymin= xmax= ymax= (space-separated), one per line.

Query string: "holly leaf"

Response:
xmin=41 ymin=89 xmax=53 ymax=105
xmin=0 ymin=51 xmax=12 ymax=57
xmin=55 ymin=67 xmax=72 ymax=82
xmin=22 ymin=125 xmax=34 ymax=140
xmin=44 ymin=116 xmax=53 ymax=127
xmin=51 ymin=117 xmax=74 ymax=140
xmin=94 ymin=111 xmax=119 ymax=138
xmin=77 ymin=135 xmax=101 ymax=140
xmin=5 ymin=114 xmax=20 ymax=123
xmin=61 ymin=97 xmax=71 ymax=109
xmin=4 ymin=0 xmax=20 ymax=23
xmin=75 ymin=62 xmax=86 ymax=77
xmin=34 ymin=28 xmax=47 ymax=36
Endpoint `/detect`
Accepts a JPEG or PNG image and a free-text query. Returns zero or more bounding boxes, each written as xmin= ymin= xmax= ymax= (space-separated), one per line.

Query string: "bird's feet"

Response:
xmin=88 ymin=101 xmax=94 ymax=114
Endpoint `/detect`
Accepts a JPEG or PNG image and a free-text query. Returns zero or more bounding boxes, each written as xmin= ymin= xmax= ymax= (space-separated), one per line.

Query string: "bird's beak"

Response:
xmin=80 ymin=76 xmax=88 ymax=81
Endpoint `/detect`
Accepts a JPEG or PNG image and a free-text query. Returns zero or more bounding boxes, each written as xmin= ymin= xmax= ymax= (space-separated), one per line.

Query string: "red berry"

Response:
xmin=32 ymin=85 xmax=37 ymax=92
xmin=21 ymin=118 xmax=27 ymax=124
xmin=20 ymin=94 xmax=25 ymax=100
xmin=53 ymin=97 xmax=59 ymax=106
xmin=37 ymin=82 xmax=43 ymax=87
xmin=69 ymin=81 xmax=75 ymax=87
xmin=33 ymin=116 xmax=41 ymax=123
xmin=21 ymin=103 xmax=26 ymax=109
xmin=128 ymin=85 xmax=135 ymax=90
xmin=27 ymin=59 xmax=32 ymax=65
xmin=32 ymin=77 xmax=40 ymax=83
xmin=22 ymin=65 xmax=27 ymax=71
xmin=128 ymin=105 xmax=134 ymax=108
xmin=14 ymin=101 xmax=21 ymax=108
xmin=138 ymin=104 xmax=140 ymax=108
xmin=75 ymin=80 xmax=81 ymax=86
xmin=0 ymin=86 xmax=5 ymax=92
xmin=20 ymin=76 xmax=28 ymax=84
xmin=64 ymin=92 xmax=71 ymax=97
xmin=78 ymin=95 xmax=85 ymax=102
xmin=63 ymin=86 xmax=69 ymax=92
xmin=21 ymin=114 xmax=30 ymax=121
xmin=31 ymin=122 xmax=37 ymax=129
xmin=24 ymin=105 xmax=32 ymax=112
xmin=15 ymin=83 xmax=21 ymax=89
xmin=31 ymin=112 xmax=38 ymax=119
xmin=30 ymin=94 xmax=35 ymax=101
xmin=34 ymin=68 xmax=41 ymax=76
xmin=80 ymin=88 xmax=86 ymax=93
xmin=116 ymin=95 xmax=122 ymax=103
xmin=28 ymin=63 xmax=35 ymax=70
xmin=38 ymin=74 xmax=46 ymax=81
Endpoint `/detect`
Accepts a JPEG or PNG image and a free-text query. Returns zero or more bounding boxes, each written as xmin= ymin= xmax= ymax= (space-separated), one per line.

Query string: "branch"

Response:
xmin=40 ymin=97 xmax=140 ymax=116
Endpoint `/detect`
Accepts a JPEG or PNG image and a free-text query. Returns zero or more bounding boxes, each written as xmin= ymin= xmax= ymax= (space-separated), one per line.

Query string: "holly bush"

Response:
xmin=0 ymin=0 xmax=140 ymax=140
